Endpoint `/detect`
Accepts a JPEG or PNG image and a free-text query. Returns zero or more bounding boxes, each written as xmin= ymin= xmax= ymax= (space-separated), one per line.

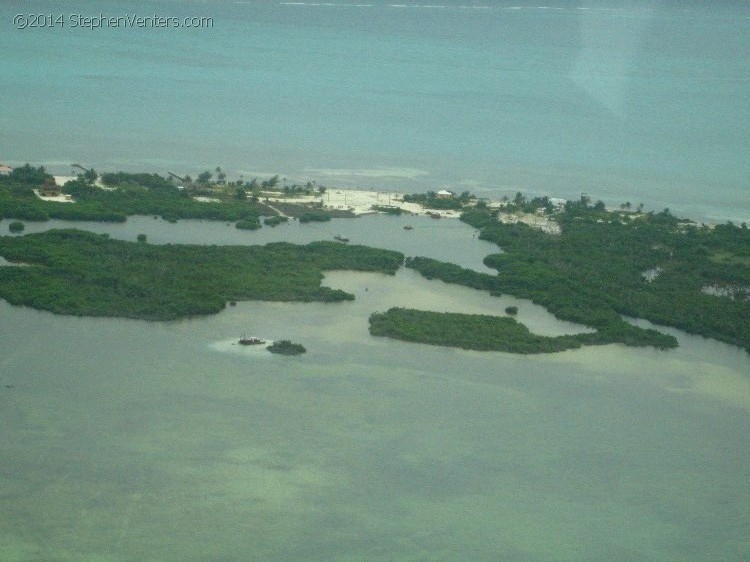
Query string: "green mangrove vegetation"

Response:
xmin=0 ymin=166 xmax=270 ymax=224
xmin=402 ymin=255 xmax=679 ymax=350
xmin=371 ymin=205 xmax=405 ymax=215
xmin=235 ymin=219 xmax=261 ymax=230
xmin=298 ymin=211 xmax=332 ymax=223
xmin=267 ymin=340 xmax=306 ymax=355
xmin=1 ymin=172 xmax=748 ymax=355
xmin=0 ymin=229 xmax=404 ymax=320
xmin=402 ymin=191 xmax=474 ymax=210
xmin=263 ymin=216 xmax=289 ymax=227
xmin=370 ymin=308 xmax=585 ymax=353
xmin=374 ymin=191 xmax=748 ymax=353
xmin=63 ymin=174 xmax=267 ymax=223
xmin=369 ymin=307 xmax=676 ymax=353
xmin=452 ymin=200 xmax=750 ymax=353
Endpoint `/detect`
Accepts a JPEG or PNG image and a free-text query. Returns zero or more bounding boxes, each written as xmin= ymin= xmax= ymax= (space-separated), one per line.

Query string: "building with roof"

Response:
xmin=40 ymin=180 xmax=61 ymax=197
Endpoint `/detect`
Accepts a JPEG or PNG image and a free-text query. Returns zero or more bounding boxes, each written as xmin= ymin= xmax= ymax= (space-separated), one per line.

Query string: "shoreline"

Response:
xmin=45 ymin=173 xmax=724 ymax=230
xmin=2 ymin=168 xmax=738 ymax=227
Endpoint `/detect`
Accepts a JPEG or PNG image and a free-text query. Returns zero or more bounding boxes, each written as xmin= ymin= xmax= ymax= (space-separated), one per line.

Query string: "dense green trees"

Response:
xmin=235 ymin=219 xmax=261 ymax=230
xmin=369 ymin=308 xmax=607 ymax=353
xmin=371 ymin=205 xmax=405 ymax=215
xmin=405 ymin=256 xmax=500 ymax=293
xmin=60 ymin=176 xmax=265 ymax=222
xmin=402 ymin=192 xmax=464 ymax=210
xmin=500 ymin=193 xmax=555 ymax=215
xmin=0 ymin=230 xmax=404 ymax=320
xmin=101 ymin=172 xmax=173 ymax=191
xmin=267 ymin=201 xmax=354 ymax=220
xmin=459 ymin=204 xmax=750 ymax=352
xmin=299 ymin=211 xmax=332 ymax=223
xmin=263 ymin=216 xmax=289 ymax=227
xmin=0 ymin=168 xmax=268 ymax=224
xmin=402 ymin=256 xmax=678 ymax=351
xmin=0 ymin=164 xmax=53 ymax=185
xmin=267 ymin=340 xmax=306 ymax=355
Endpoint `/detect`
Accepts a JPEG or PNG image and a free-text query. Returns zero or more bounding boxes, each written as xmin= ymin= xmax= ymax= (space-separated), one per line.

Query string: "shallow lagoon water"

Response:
xmin=1 ymin=216 xmax=749 ymax=561
xmin=12 ymin=213 xmax=500 ymax=273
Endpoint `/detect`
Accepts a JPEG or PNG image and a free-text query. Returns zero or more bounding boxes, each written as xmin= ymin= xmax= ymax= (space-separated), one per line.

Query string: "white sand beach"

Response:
xmin=52 ymin=175 xmax=77 ymax=186
xmin=282 ymin=187 xmax=561 ymax=233
xmin=32 ymin=190 xmax=75 ymax=203
xmin=262 ymin=188 xmax=466 ymax=218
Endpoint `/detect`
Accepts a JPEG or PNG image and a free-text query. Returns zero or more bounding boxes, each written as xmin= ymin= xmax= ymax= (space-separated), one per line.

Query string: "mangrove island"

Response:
xmin=1 ymin=164 xmax=748 ymax=355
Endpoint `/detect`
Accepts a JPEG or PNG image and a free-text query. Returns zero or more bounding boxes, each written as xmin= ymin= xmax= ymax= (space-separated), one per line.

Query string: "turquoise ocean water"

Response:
xmin=1 ymin=0 xmax=749 ymax=222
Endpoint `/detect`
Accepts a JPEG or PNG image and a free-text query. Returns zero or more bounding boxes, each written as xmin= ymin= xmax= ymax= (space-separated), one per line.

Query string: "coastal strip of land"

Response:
xmin=1 ymin=164 xmax=749 ymax=354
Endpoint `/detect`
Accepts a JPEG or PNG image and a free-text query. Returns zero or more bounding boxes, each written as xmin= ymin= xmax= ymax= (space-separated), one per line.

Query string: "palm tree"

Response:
xmin=215 ymin=167 xmax=226 ymax=185
xmin=197 ymin=170 xmax=212 ymax=184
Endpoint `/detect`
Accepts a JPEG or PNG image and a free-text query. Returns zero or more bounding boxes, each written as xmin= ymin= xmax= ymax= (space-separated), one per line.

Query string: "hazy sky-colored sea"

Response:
xmin=1 ymin=0 xmax=749 ymax=222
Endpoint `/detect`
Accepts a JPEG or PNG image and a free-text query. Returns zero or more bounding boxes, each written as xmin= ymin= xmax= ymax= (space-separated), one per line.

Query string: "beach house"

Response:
xmin=0 ymin=164 xmax=13 ymax=176
xmin=40 ymin=178 xmax=61 ymax=197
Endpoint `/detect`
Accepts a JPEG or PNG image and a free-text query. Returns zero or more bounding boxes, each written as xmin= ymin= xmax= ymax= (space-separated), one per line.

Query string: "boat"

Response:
xmin=428 ymin=212 xmax=441 ymax=219
xmin=333 ymin=234 xmax=349 ymax=243
xmin=403 ymin=225 xmax=414 ymax=230
xmin=238 ymin=336 xmax=266 ymax=346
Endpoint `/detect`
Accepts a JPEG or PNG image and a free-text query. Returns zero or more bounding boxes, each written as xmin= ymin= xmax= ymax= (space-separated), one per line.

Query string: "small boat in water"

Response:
xmin=334 ymin=234 xmax=349 ymax=243
xmin=403 ymin=225 xmax=414 ymax=230
xmin=238 ymin=336 xmax=266 ymax=346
